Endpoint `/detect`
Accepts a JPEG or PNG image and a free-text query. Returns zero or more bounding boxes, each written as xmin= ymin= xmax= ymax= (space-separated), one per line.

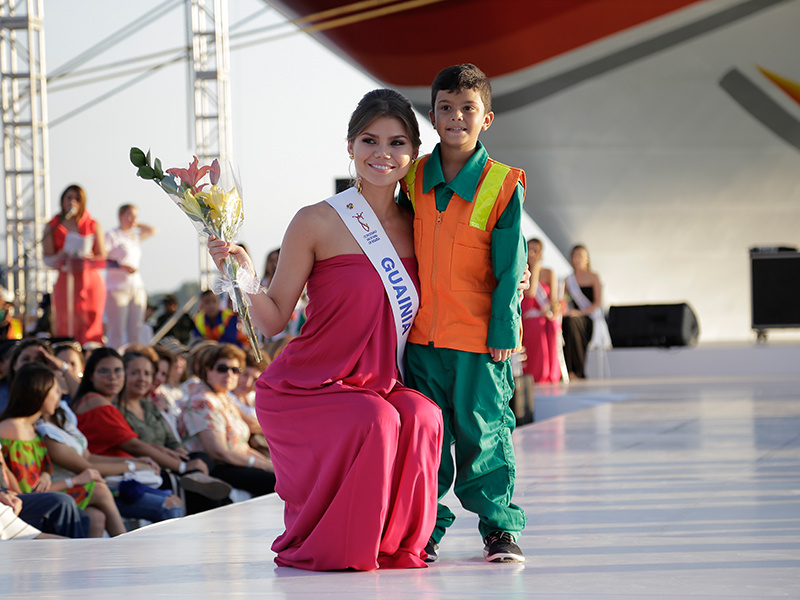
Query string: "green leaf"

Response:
xmin=145 ymin=150 xmax=152 ymax=166
xmin=160 ymin=174 xmax=178 ymax=195
xmin=130 ymin=147 xmax=147 ymax=167
xmin=138 ymin=165 xmax=155 ymax=179
xmin=154 ymin=158 xmax=164 ymax=180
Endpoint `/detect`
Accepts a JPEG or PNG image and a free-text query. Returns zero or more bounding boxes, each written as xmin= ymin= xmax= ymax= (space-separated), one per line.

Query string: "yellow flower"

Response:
xmin=199 ymin=184 xmax=242 ymax=237
xmin=178 ymin=191 xmax=207 ymax=224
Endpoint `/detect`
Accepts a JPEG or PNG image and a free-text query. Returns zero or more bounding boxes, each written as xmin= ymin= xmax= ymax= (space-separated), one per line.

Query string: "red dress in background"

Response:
xmin=49 ymin=210 xmax=106 ymax=344
xmin=256 ymin=255 xmax=443 ymax=571
xmin=521 ymin=281 xmax=561 ymax=383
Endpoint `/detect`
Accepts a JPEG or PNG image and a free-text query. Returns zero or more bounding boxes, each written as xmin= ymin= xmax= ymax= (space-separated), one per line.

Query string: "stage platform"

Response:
xmin=5 ymin=372 xmax=800 ymax=599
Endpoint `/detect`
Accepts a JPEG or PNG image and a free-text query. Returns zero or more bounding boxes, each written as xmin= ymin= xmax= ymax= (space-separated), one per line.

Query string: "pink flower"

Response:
xmin=209 ymin=159 xmax=220 ymax=185
xmin=166 ymin=156 xmax=212 ymax=193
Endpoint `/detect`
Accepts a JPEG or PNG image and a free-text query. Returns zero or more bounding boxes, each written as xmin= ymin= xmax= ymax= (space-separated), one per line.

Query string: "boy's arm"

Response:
xmin=488 ymin=181 xmax=527 ymax=353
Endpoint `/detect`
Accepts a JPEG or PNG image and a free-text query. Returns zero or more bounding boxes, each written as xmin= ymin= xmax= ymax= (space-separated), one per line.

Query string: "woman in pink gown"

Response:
xmin=208 ymin=89 xmax=443 ymax=571
xmin=521 ymin=238 xmax=561 ymax=383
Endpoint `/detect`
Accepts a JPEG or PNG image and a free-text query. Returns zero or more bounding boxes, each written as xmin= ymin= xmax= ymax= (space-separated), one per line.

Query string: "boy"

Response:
xmin=403 ymin=64 xmax=527 ymax=563
xmin=191 ymin=290 xmax=242 ymax=346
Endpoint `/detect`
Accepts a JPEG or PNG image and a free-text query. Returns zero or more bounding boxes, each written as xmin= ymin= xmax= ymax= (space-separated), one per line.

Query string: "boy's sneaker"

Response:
xmin=423 ymin=538 xmax=439 ymax=563
xmin=483 ymin=531 xmax=525 ymax=563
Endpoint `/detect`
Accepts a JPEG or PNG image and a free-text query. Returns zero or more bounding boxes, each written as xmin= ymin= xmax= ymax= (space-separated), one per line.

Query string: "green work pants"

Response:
xmin=405 ymin=343 xmax=527 ymax=543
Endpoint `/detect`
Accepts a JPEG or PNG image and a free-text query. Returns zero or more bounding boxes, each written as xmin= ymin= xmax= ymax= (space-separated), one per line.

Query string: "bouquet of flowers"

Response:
xmin=130 ymin=148 xmax=263 ymax=361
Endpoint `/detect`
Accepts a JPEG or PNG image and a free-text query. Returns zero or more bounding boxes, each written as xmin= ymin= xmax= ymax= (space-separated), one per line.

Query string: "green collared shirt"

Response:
xmin=403 ymin=142 xmax=527 ymax=350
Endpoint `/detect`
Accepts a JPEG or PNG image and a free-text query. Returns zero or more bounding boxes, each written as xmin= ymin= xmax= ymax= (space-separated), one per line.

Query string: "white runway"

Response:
xmin=5 ymin=367 xmax=800 ymax=599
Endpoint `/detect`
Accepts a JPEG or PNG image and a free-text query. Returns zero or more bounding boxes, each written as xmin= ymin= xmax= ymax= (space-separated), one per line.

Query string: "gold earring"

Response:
xmin=349 ymin=153 xmax=354 ymax=160
xmin=356 ymin=177 xmax=363 ymax=194
xmin=411 ymin=157 xmax=417 ymax=164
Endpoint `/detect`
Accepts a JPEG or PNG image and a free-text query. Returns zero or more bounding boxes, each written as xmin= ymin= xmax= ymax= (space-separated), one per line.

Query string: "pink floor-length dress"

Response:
xmin=521 ymin=281 xmax=562 ymax=383
xmin=255 ymin=255 xmax=443 ymax=571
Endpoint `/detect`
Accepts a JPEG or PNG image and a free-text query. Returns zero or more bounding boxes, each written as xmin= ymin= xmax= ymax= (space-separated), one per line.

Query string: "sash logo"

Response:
xmin=353 ymin=212 xmax=370 ymax=232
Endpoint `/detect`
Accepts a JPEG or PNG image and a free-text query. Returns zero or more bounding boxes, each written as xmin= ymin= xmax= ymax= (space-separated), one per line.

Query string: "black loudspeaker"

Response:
xmin=608 ymin=303 xmax=699 ymax=348
xmin=750 ymin=248 xmax=800 ymax=331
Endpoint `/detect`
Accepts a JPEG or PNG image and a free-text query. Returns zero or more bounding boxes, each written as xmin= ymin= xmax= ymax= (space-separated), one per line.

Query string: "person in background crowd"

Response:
xmin=104 ymin=203 xmax=157 ymax=349
xmin=178 ymin=344 xmax=274 ymax=501
xmin=1 ymin=486 xmax=65 ymax=540
xmin=53 ymin=341 xmax=85 ymax=379
xmin=42 ymin=184 xmax=106 ymax=345
xmin=154 ymin=295 xmax=195 ymax=346
xmin=191 ymin=290 xmax=242 ymax=347
xmin=8 ymin=338 xmax=82 ymax=402
xmin=0 ymin=363 xmax=126 ymax=537
xmin=229 ymin=349 xmax=270 ymax=455
xmin=32 ymin=293 xmax=54 ymax=337
xmin=521 ymin=238 xmax=562 ymax=383
xmin=1 ymin=445 xmax=89 ymax=538
xmin=0 ymin=289 xmax=23 ymax=340
xmin=0 ymin=340 xmax=17 ymax=413
xmin=151 ymin=343 xmax=184 ymax=440
xmin=71 ymin=348 xmax=207 ymax=520
xmin=261 ymin=248 xmax=280 ymax=289
xmin=562 ymin=244 xmax=605 ymax=379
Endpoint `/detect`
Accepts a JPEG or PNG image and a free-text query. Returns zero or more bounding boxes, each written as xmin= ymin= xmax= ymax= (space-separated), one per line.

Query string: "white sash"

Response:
xmin=326 ymin=187 xmax=419 ymax=380
xmin=523 ymin=282 xmax=550 ymax=319
xmin=535 ymin=282 xmax=549 ymax=309
xmin=565 ymin=274 xmax=612 ymax=350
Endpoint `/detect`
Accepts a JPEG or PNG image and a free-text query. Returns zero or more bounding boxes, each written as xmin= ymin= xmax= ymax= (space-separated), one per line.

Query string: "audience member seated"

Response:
xmin=562 ymin=244 xmax=608 ymax=379
xmin=154 ymin=294 xmax=195 ymax=346
xmin=230 ymin=349 xmax=270 ymax=456
xmin=52 ymin=340 xmax=85 ymax=379
xmin=8 ymin=338 xmax=82 ymax=401
xmin=0 ymin=340 xmax=17 ymax=413
xmin=1 ymin=487 xmax=65 ymax=539
xmin=179 ymin=343 xmax=275 ymax=499
xmin=2 ymin=448 xmax=88 ymax=538
xmin=36 ymin=393 xmax=178 ymax=526
xmin=0 ymin=364 xmax=126 ymax=537
xmin=118 ymin=346 xmax=232 ymax=505
xmin=71 ymin=347 xmax=193 ymax=518
xmin=180 ymin=340 xmax=217 ymax=399
xmin=151 ymin=339 xmax=189 ymax=439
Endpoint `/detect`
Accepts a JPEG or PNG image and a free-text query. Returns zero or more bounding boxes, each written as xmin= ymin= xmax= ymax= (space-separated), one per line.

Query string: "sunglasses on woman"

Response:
xmin=214 ymin=364 xmax=242 ymax=375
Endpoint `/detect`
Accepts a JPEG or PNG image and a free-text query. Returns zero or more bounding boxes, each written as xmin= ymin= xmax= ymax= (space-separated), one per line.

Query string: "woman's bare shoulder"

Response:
xmin=286 ymin=201 xmax=359 ymax=260
xmin=285 ymin=202 xmax=341 ymax=239
xmin=73 ymin=393 xmax=110 ymax=414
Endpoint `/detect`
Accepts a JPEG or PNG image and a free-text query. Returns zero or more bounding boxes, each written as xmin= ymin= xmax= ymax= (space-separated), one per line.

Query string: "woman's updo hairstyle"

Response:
xmin=347 ymin=89 xmax=421 ymax=150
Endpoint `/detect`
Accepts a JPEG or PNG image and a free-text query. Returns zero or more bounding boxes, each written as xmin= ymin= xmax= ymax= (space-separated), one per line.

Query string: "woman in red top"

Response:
xmin=72 ymin=348 xmax=206 ymax=478
xmin=42 ymin=185 xmax=107 ymax=344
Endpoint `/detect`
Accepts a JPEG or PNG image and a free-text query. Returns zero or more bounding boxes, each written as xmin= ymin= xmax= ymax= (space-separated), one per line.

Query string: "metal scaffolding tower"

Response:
xmin=0 ymin=0 xmax=51 ymax=323
xmin=186 ymin=0 xmax=232 ymax=289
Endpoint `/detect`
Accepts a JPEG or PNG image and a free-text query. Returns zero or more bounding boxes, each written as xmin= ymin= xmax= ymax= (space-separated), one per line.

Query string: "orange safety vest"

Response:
xmin=194 ymin=308 xmax=235 ymax=341
xmin=404 ymin=154 xmax=525 ymax=353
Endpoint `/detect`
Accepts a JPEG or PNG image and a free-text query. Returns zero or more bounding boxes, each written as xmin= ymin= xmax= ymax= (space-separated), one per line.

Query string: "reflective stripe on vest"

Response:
xmin=405 ymin=153 xmax=525 ymax=353
xmin=404 ymin=157 xmax=515 ymax=232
